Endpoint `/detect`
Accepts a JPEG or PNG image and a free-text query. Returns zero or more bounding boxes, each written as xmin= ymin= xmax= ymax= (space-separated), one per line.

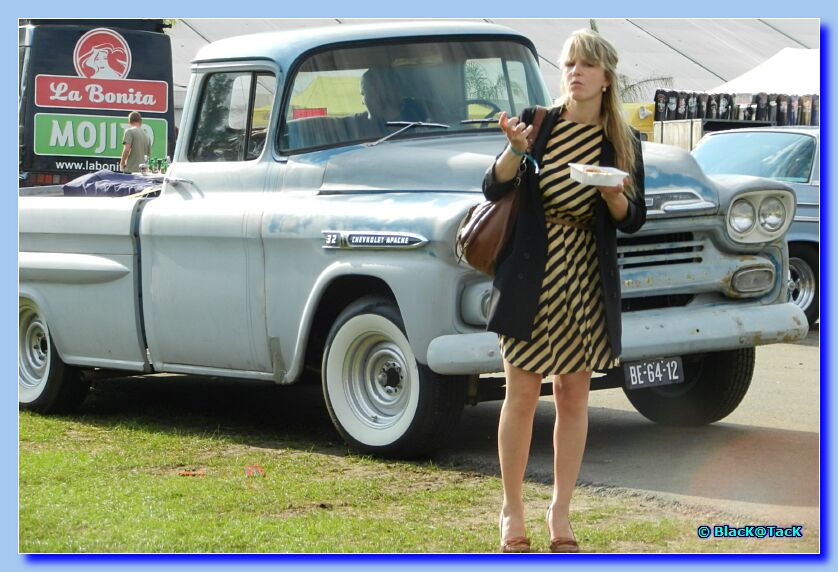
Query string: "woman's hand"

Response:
xmin=498 ymin=111 xmax=533 ymax=153
xmin=597 ymin=176 xmax=629 ymax=203
xmin=597 ymin=177 xmax=630 ymax=222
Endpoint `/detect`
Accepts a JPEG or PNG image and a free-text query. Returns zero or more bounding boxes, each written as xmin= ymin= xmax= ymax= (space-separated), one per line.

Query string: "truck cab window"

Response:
xmin=188 ymin=71 xmax=275 ymax=162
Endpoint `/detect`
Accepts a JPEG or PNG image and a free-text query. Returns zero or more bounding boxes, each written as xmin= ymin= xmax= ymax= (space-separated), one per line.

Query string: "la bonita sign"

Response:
xmin=35 ymin=75 xmax=168 ymax=113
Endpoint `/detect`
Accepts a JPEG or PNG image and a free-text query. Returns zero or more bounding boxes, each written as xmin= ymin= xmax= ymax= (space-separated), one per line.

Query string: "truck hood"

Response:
xmin=285 ymin=133 xmax=505 ymax=193
xmin=640 ymin=143 xmax=721 ymax=218
xmin=285 ymin=135 xmax=725 ymax=219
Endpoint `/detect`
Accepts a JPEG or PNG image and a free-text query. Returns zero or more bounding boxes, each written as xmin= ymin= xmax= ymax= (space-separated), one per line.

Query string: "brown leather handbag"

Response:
xmin=455 ymin=106 xmax=548 ymax=276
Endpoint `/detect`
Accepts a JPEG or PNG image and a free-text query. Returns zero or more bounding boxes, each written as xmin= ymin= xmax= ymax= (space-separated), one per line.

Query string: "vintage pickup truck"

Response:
xmin=19 ymin=21 xmax=808 ymax=457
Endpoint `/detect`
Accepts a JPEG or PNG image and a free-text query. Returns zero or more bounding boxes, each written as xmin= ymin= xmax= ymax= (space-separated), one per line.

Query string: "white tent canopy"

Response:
xmin=710 ymin=48 xmax=820 ymax=95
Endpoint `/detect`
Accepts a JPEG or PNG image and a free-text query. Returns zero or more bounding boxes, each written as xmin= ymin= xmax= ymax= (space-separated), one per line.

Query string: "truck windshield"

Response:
xmin=278 ymin=39 xmax=551 ymax=152
xmin=692 ymin=131 xmax=817 ymax=184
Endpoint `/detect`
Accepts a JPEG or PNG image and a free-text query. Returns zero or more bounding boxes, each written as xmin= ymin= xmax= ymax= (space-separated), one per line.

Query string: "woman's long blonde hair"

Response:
xmin=555 ymin=29 xmax=638 ymax=198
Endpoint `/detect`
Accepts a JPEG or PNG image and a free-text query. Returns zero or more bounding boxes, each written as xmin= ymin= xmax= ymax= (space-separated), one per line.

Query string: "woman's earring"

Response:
xmin=602 ymin=86 xmax=607 ymax=92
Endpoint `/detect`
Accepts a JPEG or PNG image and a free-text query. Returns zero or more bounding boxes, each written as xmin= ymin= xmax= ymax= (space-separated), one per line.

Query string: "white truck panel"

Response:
xmin=18 ymin=197 xmax=147 ymax=370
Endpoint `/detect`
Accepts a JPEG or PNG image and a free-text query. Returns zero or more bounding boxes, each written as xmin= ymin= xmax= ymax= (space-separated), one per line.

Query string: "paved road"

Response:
xmin=436 ymin=327 xmax=820 ymax=532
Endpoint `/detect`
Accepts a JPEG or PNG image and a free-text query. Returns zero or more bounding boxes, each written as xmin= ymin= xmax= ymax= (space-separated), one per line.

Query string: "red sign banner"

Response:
xmin=35 ymin=75 xmax=169 ymax=113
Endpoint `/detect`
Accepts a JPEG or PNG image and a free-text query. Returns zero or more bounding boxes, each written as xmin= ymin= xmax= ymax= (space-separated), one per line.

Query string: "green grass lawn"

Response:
xmin=19 ymin=379 xmax=820 ymax=554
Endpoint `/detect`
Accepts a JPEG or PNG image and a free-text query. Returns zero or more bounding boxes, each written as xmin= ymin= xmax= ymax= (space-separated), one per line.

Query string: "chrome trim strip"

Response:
xmin=19 ymin=252 xmax=130 ymax=284
xmin=662 ymin=200 xmax=717 ymax=213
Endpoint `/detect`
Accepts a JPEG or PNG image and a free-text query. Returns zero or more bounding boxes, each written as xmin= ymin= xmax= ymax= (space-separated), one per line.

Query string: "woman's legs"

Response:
xmin=547 ymin=370 xmax=592 ymax=540
xmin=498 ymin=358 xmax=543 ymax=541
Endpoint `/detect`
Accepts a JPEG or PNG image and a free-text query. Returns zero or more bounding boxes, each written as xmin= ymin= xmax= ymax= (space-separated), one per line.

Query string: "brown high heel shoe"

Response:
xmin=499 ymin=512 xmax=531 ymax=553
xmin=546 ymin=505 xmax=580 ymax=553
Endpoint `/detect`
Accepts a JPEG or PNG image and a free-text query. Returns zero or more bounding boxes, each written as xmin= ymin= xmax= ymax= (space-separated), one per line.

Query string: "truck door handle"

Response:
xmin=164 ymin=175 xmax=194 ymax=187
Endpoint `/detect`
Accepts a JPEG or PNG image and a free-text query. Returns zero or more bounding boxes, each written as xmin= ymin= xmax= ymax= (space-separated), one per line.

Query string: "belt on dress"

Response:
xmin=545 ymin=215 xmax=592 ymax=231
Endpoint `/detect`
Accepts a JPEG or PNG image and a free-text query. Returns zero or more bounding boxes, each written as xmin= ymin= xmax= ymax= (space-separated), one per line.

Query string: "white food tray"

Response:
xmin=568 ymin=163 xmax=628 ymax=187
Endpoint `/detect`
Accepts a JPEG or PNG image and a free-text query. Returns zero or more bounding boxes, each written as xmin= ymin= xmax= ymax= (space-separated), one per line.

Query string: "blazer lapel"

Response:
xmin=593 ymin=114 xmax=615 ymax=227
xmin=529 ymin=106 xmax=561 ymax=228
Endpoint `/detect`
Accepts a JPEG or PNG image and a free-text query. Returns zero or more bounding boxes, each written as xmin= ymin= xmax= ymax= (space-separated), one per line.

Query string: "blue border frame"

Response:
xmin=818 ymin=19 xmax=830 ymax=565
xmin=8 ymin=5 xmax=831 ymax=572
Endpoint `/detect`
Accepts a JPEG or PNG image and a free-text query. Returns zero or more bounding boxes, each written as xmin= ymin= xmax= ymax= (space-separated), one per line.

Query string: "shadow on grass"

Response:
xmin=63 ymin=373 xmax=348 ymax=457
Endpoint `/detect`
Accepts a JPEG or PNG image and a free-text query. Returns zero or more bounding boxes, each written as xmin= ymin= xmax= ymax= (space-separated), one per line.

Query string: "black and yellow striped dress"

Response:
xmin=499 ymin=117 xmax=619 ymax=376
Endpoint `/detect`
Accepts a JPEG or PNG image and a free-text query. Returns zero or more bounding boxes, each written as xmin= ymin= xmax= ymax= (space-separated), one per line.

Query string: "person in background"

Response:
xmin=482 ymin=29 xmax=646 ymax=553
xmin=357 ymin=66 xmax=427 ymax=135
xmin=120 ymin=111 xmax=151 ymax=173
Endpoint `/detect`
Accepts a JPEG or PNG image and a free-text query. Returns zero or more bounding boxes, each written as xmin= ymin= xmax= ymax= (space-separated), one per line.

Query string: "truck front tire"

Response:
xmin=322 ymin=297 xmax=467 ymax=458
xmin=19 ymin=298 xmax=89 ymax=413
xmin=622 ymin=348 xmax=755 ymax=426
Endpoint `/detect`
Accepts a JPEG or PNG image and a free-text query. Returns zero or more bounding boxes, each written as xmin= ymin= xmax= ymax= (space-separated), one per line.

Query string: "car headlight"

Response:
xmin=729 ymin=199 xmax=756 ymax=233
xmin=726 ymin=190 xmax=795 ymax=244
xmin=758 ymin=197 xmax=785 ymax=231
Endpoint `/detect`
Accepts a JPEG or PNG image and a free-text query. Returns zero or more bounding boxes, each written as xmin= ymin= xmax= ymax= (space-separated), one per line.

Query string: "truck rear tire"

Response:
xmin=322 ymin=296 xmax=467 ymax=458
xmin=622 ymin=348 xmax=755 ymax=426
xmin=19 ymin=298 xmax=89 ymax=413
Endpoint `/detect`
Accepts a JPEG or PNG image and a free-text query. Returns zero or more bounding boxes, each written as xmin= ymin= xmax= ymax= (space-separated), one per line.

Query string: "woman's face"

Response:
xmin=91 ymin=48 xmax=111 ymax=69
xmin=563 ymin=54 xmax=609 ymax=104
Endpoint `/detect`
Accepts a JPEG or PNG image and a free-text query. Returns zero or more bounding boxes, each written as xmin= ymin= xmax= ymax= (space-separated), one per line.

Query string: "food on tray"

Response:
xmin=567 ymin=162 xmax=629 ymax=187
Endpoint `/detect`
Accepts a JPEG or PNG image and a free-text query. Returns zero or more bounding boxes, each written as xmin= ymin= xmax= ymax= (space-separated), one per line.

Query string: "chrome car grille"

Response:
xmin=617 ymin=232 xmax=703 ymax=270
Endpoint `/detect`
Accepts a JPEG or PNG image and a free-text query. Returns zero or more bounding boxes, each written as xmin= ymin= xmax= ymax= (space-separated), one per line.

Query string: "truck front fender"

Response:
xmin=282 ymin=259 xmax=470 ymax=384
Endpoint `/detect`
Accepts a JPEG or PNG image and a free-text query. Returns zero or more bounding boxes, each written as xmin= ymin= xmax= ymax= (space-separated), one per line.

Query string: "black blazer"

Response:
xmin=481 ymin=105 xmax=646 ymax=359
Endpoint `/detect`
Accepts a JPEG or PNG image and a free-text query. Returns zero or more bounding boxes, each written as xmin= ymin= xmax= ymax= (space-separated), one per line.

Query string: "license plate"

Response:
xmin=623 ymin=357 xmax=684 ymax=389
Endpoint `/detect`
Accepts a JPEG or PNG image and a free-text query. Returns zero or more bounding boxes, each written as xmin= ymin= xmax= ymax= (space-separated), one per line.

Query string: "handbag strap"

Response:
xmin=526 ymin=105 xmax=549 ymax=150
xmin=514 ymin=105 xmax=550 ymax=185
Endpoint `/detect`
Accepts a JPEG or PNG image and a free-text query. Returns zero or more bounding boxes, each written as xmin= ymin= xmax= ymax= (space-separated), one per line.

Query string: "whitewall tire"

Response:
xmin=322 ymin=297 xmax=466 ymax=458
xmin=19 ymin=298 xmax=88 ymax=413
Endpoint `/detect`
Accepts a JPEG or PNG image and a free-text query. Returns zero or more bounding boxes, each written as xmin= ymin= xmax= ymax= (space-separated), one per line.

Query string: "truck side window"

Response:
xmin=188 ymin=71 xmax=276 ymax=162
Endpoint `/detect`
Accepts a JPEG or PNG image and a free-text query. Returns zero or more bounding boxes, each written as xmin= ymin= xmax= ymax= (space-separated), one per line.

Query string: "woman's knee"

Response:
xmin=554 ymin=372 xmax=591 ymax=411
xmin=503 ymin=364 xmax=542 ymax=408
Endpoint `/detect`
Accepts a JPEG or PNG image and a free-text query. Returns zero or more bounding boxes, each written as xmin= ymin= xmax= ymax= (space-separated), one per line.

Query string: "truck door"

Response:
xmin=140 ymin=65 xmax=280 ymax=375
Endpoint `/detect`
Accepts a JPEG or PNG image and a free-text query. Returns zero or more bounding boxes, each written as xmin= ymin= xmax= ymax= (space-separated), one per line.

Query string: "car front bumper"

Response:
xmin=426 ymin=302 xmax=809 ymax=375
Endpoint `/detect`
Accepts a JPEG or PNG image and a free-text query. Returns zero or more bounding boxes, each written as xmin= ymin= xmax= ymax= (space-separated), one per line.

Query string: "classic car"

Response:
xmin=692 ymin=126 xmax=819 ymax=326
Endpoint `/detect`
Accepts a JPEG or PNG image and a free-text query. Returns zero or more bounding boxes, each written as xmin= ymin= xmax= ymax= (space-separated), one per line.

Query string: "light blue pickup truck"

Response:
xmin=19 ymin=22 xmax=808 ymax=457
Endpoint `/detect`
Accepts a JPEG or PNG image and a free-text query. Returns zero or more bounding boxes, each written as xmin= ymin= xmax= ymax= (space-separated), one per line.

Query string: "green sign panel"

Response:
xmin=34 ymin=113 xmax=168 ymax=159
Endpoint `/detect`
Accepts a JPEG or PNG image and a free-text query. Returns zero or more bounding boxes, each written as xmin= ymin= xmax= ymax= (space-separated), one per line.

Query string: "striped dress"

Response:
xmin=499 ymin=117 xmax=619 ymax=376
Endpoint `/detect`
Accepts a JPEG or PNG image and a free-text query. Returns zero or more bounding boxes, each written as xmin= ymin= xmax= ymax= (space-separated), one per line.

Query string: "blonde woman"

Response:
xmin=481 ymin=29 xmax=646 ymax=553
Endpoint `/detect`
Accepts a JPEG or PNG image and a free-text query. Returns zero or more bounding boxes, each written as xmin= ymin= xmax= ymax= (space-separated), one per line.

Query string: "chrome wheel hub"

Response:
xmin=19 ymin=304 xmax=50 ymax=390
xmin=788 ymin=257 xmax=815 ymax=313
xmin=344 ymin=333 xmax=410 ymax=429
